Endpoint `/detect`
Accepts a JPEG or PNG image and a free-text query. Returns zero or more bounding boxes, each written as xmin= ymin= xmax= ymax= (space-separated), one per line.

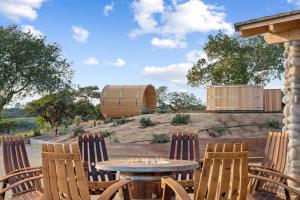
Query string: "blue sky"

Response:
xmin=0 ymin=0 xmax=299 ymax=103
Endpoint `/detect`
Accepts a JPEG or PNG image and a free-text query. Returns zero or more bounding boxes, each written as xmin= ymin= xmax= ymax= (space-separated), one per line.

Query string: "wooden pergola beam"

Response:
xmin=240 ymin=26 xmax=269 ymax=38
xmin=264 ymin=28 xmax=300 ymax=44
xmin=269 ymin=20 xmax=300 ymax=32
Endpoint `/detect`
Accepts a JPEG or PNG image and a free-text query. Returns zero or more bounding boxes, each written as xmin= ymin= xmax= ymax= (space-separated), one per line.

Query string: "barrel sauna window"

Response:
xmin=101 ymin=85 xmax=157 ymax=118
xmin=206 ymin=85 xmax=264 ymax=111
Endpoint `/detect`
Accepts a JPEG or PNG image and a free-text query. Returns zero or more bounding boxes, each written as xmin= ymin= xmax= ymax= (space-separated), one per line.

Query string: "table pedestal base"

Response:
xmin=120 ymin=172 xmax=176 ymax=199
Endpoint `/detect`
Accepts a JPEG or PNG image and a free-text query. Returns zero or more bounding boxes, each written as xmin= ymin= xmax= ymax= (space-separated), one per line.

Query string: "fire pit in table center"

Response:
xmin=127 ymin=157 xmax=169 ymax=165
xmin=96 ymin=158 xmax=199 ymax=173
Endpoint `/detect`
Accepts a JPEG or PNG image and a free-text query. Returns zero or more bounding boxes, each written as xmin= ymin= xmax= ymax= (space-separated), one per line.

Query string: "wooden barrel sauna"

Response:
xmin=206 ymin=85 xmax=264 ymax=112
xmin=263 ymin=89 xmax=282 ymax=112
xmin=100 ymin=85 xmax=157 ymax=118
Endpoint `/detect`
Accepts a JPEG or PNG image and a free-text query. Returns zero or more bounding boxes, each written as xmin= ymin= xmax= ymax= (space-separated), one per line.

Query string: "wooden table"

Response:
xmin=96 ymin=159 xmax=199 ymax=199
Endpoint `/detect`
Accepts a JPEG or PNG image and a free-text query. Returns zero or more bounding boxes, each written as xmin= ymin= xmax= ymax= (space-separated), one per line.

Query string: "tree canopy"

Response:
xmin=25 ymin=90 xmax=75 ymax=134
xmin=0 ymin=25 xmax=73 ymax=112
xmin=186 ymin=32 xmax=284 ymax=86
xmin=156 ymin=86 xmax=205 ymax=111
xmin=24 ymin=86 xmax=100 ymax=134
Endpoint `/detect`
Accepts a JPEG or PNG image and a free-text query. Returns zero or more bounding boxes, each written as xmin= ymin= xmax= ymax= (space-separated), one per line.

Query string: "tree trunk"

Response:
xmin=55 ymin=123 xmax=58 ymax=135
xmin=285 ymin=41 xmax=300 ymax=189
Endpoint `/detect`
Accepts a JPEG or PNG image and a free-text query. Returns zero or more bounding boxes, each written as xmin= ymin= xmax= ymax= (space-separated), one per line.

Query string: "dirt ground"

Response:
xmin=36 ymin=112 xmax=283 ymax=144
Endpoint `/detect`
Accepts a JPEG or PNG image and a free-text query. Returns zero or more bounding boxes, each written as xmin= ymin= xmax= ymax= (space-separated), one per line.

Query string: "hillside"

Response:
xmin=35 ymin=112 xmax=283 ymax=144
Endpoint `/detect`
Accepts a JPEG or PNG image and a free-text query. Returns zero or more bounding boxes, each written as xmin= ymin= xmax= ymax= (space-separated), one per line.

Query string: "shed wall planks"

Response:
xmin=206 ymin=85 xmax=264 ymax=111
xmin=100 ymin=85 xmax=157 ymax=118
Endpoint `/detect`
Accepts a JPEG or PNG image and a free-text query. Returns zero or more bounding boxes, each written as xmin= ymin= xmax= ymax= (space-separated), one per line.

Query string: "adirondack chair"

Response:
xmin=161 ymin=143 xmax=249 ymax=200
xmin=169 ymin=132 xmax=200 ymax=191
xmin=41 ymin=143 xmax=131 ymax=200
xmin=0 ymin=136 xmax=43 ymax=200
xmin=78 ymin=132 xmax=117 ymax=194
xmin=249 ymin=132 xmax=300 ymax=199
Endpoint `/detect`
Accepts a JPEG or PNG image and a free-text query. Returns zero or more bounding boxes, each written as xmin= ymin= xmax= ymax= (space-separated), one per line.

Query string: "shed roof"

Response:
xmin=234 ymin=9 xmax=300 ymax=44
xmin=235 ymin=10 xmax=300 ymax=31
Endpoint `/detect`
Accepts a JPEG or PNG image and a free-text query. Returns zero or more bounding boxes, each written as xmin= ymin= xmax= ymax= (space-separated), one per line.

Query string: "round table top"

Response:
xmin=96 ymin=159 xmax=199 ymax=173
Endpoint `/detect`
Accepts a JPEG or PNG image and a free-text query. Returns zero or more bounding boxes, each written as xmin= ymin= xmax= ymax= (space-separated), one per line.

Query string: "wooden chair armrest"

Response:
xmin=98 ymin=180 xmax=132 ymax=200
xmin=88 ymin=180 xmax=118 ymax=190
xmin=249 ymin=165 xmax=277 ymax=172
xmin=0 ymin=168 xmax=42 ymax=183
xmin=249 ymin=166 xmax=300 ymax=185
xmin=161 ymin=177 xmax=191 ymax=200
xmin=7 ymin=166 xmax=42 ymax=175
xmin=248 ymin=174 xmax=300 ymax=197
xmin=0 ymin=175 xmax=43 ymax=195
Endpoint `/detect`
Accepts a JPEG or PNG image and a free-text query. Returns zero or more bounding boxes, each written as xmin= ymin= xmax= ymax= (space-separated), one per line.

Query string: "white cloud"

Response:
xmin=131 ymin=0 xmax=233 ymax=48
xmin=104 ymin=2 xmax=114 ymax=16
xmin=151 ymin=37 xmax=186 ymax=48
xmin=143 ymin=63 xmax=191 ymax=85
xmin=72 ymin=26 xmax=89 ymax=43
xmin=130 ymin=0 xmax=164 ymax=37
xmin=185 ymin=49 xmax=206 ymax=63
xmin=287 ymin=0 xmax=300 ymax=6
xmin=0 ymin=0 xmax=45 ymax=22
xmin=21 ymin=25 xmax=43 ymax=38
xmin=84 ymin=57 xmax=99 ymax=65
xmin=113 ymin=58 xmax=126 ymax=66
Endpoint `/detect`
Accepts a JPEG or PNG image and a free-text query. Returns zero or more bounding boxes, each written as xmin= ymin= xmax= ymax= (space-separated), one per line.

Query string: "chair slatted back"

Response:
xmin=42 ymin=143 xmax=91 ymax=200
xmin=256 ymin=132 xmax=288 ymax=193
xmin=2 ymin=136 xmax=42 ymax=196
xmin=169 ymin=132 xmax=200 ymax=180
xmin=194 ymin=143 xmax=248 ymax=200
xmin=78 ymin=133 xmax=114 ymax=183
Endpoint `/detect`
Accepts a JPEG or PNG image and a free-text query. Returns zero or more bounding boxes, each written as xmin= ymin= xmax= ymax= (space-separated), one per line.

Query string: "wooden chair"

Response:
xmin=0 ymin=136 xmax=43 ymax=200
xmin=169 ymin=132 xmax=200 ymax=191
xmin=41 ymin=143 xmax=131 ymax=200
xmin=249 ymin=132 xmax=300 ymax=199
xmin=161 ymin=143 xmax=249 ymax=200
xmin=78 ymin=132 xmax=117 ymax=194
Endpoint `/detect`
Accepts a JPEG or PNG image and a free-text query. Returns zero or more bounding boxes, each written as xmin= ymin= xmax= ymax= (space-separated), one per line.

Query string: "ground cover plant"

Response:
xmin=139 ymin=117 xmax=155 ymax=128
xmin=171 ymin=114 xmax=191 ymax=125
xmin=141 ymin=108 xmax=154 ymax=115
xmin=265 ymin=119 xmax=281 ymax=130
xmin=151 ymin=134 xmax=170 ymax=143
xmin=73 ymin=126 xmax=86 ymax=136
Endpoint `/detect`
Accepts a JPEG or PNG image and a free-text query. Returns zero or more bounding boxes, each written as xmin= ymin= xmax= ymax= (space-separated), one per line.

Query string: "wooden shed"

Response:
xmin=206 ymin=85 xmax=264 ymax=112
xmin=263 ymin=89 xmax=282 ymax=112
xmin=100 ymin=85 xmax=157 ymax=119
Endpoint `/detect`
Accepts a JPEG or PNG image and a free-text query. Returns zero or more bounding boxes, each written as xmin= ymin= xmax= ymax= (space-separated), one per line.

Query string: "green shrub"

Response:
xmin=0 ymin=119 xmax=16 ymax=133
xmin=113 ymin=118 xmax=129 ymax=126
xmin=33 ymin=129 xmax=41 ymax=137
xmin=265 ymin=119 xmax=281 ymax=130
xmin=62 ymin=118 xmax=70 ymax=129
xmin=209 ymin=126 xmax=226 ymax=137
xmin=139 ymin=117 xmax=155 ymax=128
xmin=110 ymin=134 xmax=120 ymax=143
xmin=141 ymin=108 xmax=153 ymax=115
xmin=74 ymin=115 xmax=82 ymax=126
xmin=73 ymin=126 xmax=85 ymax=136
xmin=151 ymin=134 xmax=170 ymax=143
xmin=104 ymin=117 xmax=113 ymax=124
xmin=36 ymin=116 xmax=46 ymax=129
xmin=157 ymin=106 xmax=169 ymax=114
xmin=171 ymin=114 xmax=190 ymax=125
xmin=101 ymin=130 xmax=114 ymax=138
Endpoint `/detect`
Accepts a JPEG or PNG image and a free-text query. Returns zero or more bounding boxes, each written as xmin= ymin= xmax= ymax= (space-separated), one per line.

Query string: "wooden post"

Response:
xmin=286 ymin=40 xmax=300 ymax=189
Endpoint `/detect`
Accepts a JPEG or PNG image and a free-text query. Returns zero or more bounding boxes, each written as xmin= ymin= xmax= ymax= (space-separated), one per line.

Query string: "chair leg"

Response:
xmin=162 ymin=185 xmax=175 ymax=200
xmin=1 ymin=180 xmax=7 ymax=200
xmin=122 ymin=185 xmax=131 ymax=200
